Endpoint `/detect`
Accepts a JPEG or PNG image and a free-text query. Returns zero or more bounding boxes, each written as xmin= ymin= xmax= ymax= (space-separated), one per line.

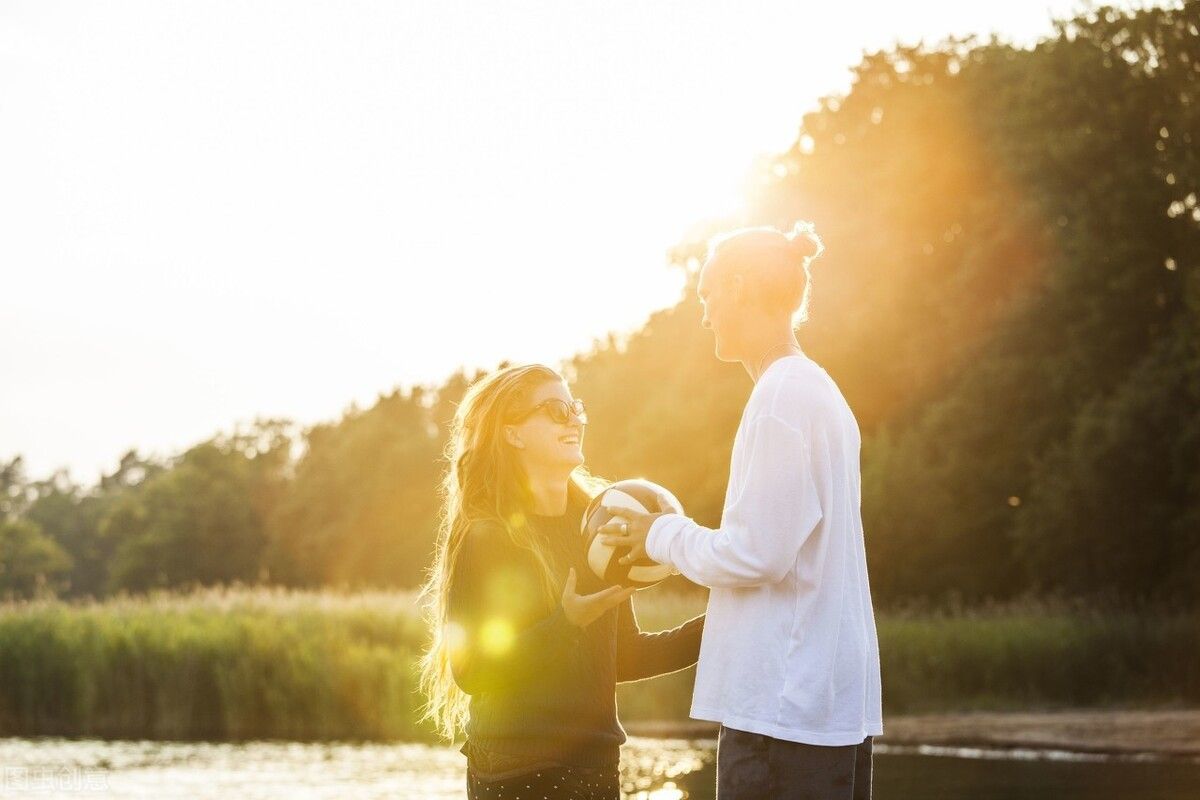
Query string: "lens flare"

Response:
xmin=479 ymin=618 xmax=515 ymax=656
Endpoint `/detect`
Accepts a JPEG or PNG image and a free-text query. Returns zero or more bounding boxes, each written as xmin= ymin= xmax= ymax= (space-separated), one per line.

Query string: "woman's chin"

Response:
xmin=531 ymin=449 xmax=584 ymax=473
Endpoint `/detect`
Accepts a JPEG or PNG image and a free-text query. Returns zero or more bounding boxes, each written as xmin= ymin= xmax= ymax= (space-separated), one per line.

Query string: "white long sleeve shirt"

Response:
xmin=645 ymin=354 xmax=883 ymax=746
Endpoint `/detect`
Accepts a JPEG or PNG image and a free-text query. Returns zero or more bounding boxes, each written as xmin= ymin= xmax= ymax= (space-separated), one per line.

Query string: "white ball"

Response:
xmin=581 ymin=478 xmax=683 ymax=588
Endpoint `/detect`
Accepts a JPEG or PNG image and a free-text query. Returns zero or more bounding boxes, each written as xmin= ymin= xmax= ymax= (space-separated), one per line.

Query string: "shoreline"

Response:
xmin=623 ymin=709 xmax=1200 ymax=760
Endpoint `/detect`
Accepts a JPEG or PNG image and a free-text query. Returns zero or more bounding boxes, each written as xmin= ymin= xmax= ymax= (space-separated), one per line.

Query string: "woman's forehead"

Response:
xmin=528 ymin=379 xmax=571 ymax=404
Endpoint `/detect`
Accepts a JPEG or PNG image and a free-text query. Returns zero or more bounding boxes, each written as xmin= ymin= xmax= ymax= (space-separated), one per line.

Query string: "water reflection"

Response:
xmin=1 ymin=736 xmax=1197 ymax=800
xmin=0 ymin=737 xmax=710 ymax=800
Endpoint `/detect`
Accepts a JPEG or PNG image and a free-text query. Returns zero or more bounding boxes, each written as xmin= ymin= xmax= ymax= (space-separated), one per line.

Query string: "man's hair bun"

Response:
xmin=786 ymin=220 xmax=825 ymax=263
xmin=705 ymin=220 xmax=824 ymax=326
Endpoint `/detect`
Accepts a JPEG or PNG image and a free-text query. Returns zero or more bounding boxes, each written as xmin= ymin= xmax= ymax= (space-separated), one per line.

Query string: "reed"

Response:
xmin=0 ymin=586 xmax=430 ymax=741
xmin=0 ymin=586 xmax=1194 ymax=742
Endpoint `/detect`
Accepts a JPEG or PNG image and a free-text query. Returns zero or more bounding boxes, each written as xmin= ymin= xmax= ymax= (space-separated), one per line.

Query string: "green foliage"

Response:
xmin=0 ymin=518 xmax=73 ymax=598
xmin=0 ymin=587 xmax=430 ymax=741
xmin=1 ymin=4 xmax=1197 ymax=605
xmin=15 ymin=451 xmax=166 ymax=598
xmin=99 ymin=422 xmax=291 ymax=593
xmin=0 ymin=588 xmax=1193 ymax=741
xmin=0 ymin=456 xmax=75 ymax=598
xmin=736 ymin=2 xmax=1200 ymax=604
xmin=265 ymin=388 xmax=444 ymax=589
xmin=876 ymin=601 xmax=1200 ymax=712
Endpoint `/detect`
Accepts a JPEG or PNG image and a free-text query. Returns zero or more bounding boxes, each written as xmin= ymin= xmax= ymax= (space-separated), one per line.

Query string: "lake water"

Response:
xmin=1 ymin=736 xmax=1198 ymax=799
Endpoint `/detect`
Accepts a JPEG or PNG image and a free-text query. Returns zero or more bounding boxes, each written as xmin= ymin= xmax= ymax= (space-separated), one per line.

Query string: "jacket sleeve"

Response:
xmin=614 ymin=597 xmax=705 ymax=683
xmin=447 ymin=522 xmax=583 ymax=695
xmin=645 ymin=414 xmax=824 ymax=588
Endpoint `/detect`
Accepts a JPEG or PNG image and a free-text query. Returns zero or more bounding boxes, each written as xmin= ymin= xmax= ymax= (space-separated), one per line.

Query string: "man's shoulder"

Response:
xmin=756 ymin=359 xmax=835 ymax=409
xmin=750 ymin=362 xmax=858 ymax=441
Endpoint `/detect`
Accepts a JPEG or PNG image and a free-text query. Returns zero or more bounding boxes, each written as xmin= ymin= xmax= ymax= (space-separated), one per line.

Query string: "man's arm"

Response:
xmin=643 ymin=414 xmax=823 ymax=589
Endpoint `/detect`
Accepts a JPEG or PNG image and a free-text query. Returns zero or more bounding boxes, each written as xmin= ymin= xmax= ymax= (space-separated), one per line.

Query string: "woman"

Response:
xmin=420 ymin=364 xmax=704 ymax=800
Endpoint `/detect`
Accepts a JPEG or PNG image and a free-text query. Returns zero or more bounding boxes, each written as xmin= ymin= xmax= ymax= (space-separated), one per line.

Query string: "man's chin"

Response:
xmin=713 ymin=344 xmax=737 ymax=363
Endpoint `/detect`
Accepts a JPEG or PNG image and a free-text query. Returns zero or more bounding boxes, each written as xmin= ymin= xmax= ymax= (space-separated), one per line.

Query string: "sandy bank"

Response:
xmin=624 ymin=709 xmax=1200 ymax=759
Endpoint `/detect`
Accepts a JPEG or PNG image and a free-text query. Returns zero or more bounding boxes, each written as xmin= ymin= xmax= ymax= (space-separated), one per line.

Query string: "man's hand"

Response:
xmin=598 ymin=506 xmax=664 ymax=565
xmin=561 ymin=568 xmax=635 ymax=628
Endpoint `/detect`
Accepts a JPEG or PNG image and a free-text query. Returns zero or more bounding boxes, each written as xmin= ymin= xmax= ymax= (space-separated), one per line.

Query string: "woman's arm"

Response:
xmin=448 ymin=522 xmax=583 ymax=695
xmin=613 ymin=597 xmax=705 ymax=683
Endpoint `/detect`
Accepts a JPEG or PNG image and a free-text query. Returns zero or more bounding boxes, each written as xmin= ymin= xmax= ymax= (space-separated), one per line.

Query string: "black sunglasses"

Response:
xmin=511 ymin=398 xmax=588 ymax=426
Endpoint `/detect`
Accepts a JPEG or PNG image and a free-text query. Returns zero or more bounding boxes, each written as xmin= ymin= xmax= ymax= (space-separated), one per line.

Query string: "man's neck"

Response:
xmin=744 ymin=334 xmax=802 ymax=383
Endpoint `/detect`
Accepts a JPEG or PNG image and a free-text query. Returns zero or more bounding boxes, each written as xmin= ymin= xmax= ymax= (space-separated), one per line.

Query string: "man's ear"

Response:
xmin=503 ymin=424 xmax=524 ymax=449
xmin=731 ymin=273 xmax=744 ymax=304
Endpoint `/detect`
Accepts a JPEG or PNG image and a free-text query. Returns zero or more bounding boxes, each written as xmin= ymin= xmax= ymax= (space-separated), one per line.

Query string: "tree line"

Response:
xmin=4 ymin=3 xmax=1197 ymax=606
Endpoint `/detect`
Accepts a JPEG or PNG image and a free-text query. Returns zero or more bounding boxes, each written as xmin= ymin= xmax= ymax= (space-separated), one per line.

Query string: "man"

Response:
xmin=600 ymin=223 xmax=882 ymax=799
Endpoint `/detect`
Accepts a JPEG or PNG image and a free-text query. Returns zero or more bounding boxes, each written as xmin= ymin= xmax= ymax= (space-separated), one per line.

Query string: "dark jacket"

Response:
xmin=448 ymin=499 xmax=705 ymax=776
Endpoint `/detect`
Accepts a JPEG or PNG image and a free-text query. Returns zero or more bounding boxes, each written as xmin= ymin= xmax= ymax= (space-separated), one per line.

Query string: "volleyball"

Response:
xmin=581 ymin=479 xmax=683 ymax=589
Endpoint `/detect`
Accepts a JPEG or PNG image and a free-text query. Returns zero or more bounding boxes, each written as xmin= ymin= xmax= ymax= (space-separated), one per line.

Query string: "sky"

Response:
xmin=2 ymin=0 xmax=1088 ymax=485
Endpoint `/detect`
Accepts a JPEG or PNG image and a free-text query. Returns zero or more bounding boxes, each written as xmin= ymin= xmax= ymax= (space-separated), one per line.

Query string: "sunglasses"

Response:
xmin=511 ymin=398 xmax=588 ymax=426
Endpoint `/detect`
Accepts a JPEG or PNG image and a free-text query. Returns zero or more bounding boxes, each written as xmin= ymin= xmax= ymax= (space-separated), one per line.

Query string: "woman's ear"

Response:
xmin=503 ymin=424 xmax=525 ymax=449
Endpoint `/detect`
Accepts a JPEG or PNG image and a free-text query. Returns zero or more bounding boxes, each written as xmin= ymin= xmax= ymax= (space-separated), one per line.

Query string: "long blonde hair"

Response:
xmin=418 ymin=363 xmax=601 ymax=741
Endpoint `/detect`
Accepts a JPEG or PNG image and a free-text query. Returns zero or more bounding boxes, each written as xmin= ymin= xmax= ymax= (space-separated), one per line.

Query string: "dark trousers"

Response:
xmin=716 ymin=726 xmax=873 ymax=800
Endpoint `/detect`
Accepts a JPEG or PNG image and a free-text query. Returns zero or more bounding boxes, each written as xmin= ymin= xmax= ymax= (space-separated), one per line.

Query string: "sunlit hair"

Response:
xmin=418 ymin=363 xmax=603 ymax=741
xmin=708 ymin=221 xmax=825 ymax=325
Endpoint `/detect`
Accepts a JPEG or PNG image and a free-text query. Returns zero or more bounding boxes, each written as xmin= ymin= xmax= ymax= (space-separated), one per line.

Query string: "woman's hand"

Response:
xmin=561 ymin=568 xmax=636 ymax=628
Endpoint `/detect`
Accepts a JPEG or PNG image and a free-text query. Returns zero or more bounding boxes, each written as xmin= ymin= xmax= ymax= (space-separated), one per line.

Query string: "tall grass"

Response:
xmin=0 ymin=587 xmax=430 ymax=741
xmin=0 ymin=586 xmax=1195 ymax=742
xmin=875 ymin=601 xmax=1200 ymax=713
